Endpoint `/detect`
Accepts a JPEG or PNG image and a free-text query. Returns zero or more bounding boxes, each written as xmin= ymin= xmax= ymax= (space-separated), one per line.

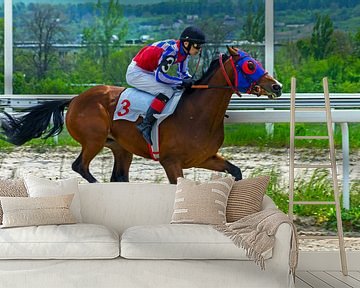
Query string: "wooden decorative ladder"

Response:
xmin=289 ymin=77 xmax=348 ymax=275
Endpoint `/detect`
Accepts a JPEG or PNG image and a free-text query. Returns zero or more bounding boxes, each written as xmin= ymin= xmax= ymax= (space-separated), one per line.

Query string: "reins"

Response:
xmin=190 ymin=49 xmax=202 ymax=80
xmin=191 ymin=53 xmax=242 ymax=97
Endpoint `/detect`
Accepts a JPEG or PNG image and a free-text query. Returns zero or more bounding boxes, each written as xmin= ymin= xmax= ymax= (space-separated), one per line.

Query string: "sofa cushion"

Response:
xmin=0 ymin=223 xmax=119 ymax=259
xmin=0 ymin=179 xmax=28 ymax=224
xmin=0 ymin=194 xmax=76 ymax=228
xmin=24 ymin=175 xmax=82 ymax=222
xmin=121 ymin=224 xmax=272 ymax=260
xmin=227 ymin=176 xmax=270 ymax=222
xmin=171 ymin=177 xmax=234 ymax=225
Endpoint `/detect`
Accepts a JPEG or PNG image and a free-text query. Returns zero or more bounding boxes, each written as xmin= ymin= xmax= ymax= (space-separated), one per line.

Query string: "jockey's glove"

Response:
xmin=181 ymin=78 xmax=194 ymax=90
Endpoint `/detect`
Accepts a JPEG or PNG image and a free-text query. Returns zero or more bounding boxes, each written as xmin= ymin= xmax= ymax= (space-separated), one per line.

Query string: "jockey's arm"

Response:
xmin=155 ymin=51 xmax=183 ymax=86
xmin=177 ymin=57 xmax=191 ymax=79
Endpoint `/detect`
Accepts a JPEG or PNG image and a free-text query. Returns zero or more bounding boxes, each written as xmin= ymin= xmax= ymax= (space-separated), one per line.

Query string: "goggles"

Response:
xmin=192 ymin=43 xmax=202 ymax=50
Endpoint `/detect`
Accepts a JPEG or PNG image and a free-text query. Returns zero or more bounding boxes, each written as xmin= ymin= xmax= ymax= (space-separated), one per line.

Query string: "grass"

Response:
xmin=223 ymin=123 xmax=360 ymax=232
xmin=251 ymin=167 xmax=360 ymax=232
xmin=1 ymin=122 xmax=360 ymax=149
xmin=0 ymin=128 xmax=79 ymax=150
xmin=224 ymin=123 xmax=360 ymax=149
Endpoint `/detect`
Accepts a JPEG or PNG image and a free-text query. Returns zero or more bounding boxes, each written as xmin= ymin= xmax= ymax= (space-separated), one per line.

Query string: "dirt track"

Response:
xmin=0 ymin=145 xmax=359 ymax=251
xmin=2 ymin=145 xmax=359 ymax=183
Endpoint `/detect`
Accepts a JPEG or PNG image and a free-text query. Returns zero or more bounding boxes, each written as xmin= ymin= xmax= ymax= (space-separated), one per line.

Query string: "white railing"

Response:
xmin=1 ymin=93 xmax=360 ymax=110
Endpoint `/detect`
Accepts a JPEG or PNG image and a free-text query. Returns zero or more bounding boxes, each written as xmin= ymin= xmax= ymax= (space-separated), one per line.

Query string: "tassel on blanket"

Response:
xmin=214 ymin=208 xmax=298 ymax=277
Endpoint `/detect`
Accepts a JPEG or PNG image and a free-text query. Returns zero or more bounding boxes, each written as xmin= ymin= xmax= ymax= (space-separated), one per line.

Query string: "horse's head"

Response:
xmin=227 ymin=46 xmax=282 ymax=99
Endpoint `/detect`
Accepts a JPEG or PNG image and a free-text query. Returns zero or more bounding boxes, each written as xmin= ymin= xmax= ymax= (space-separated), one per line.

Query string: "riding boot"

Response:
xmin=136 ymin=107 xmax=158 ymax=145
xmin=137 ymin=93 xmax=169 ymax=145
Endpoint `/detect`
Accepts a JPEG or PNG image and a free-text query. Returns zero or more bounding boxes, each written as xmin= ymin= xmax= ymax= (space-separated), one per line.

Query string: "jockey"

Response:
xmin=126 ymin=26 xmax=206 ymax=145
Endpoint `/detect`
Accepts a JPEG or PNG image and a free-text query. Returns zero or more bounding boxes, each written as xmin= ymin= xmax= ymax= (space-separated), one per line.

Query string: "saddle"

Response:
xmin=114 ymin=88 xmax=182 ymax=160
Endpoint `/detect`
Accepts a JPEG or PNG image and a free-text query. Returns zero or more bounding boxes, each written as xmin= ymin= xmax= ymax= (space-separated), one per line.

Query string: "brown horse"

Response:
xmin=1 ymin=46 xmax=282 ymax=184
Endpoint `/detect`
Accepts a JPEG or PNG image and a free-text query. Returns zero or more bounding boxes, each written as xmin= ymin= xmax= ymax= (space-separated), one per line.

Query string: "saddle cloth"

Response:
xmin=113 ymin=88 xmax=182 ymax=160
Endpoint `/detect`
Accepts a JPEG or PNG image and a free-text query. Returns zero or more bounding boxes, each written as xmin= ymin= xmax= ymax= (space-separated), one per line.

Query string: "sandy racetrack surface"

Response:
xmin=0 ymin=145 xmax=359 ymax=251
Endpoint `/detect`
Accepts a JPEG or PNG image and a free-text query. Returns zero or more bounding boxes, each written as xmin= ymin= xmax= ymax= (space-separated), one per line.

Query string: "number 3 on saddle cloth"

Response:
xmin=113 ymin=88 xmax=183 ymax=160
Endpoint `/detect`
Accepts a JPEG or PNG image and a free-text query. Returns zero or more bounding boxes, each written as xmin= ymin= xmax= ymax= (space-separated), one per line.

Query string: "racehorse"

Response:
xmin=1 ymin=46 xmax=282 ymax=184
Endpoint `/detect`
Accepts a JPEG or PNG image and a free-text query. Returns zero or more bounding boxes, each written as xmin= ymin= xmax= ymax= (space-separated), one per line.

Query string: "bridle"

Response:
xmin=218 ymin=52 xmax=267 ymax=97
xmin=219 ymin=53 xmax=242 ymax=97
xmin=191 ymin=51 xmax=268 ymax=97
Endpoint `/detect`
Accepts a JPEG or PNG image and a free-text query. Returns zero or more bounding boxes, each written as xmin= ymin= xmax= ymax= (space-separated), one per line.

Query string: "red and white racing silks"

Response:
xmin=133 ymin=39 xmax=191 ymax=86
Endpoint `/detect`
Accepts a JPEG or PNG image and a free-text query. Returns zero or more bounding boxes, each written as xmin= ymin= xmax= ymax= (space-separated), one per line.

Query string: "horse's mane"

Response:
xmin=180 ymin=53 xmax=230 ymax=98
xmin=195 ymin=53 xmax=230 ymax=85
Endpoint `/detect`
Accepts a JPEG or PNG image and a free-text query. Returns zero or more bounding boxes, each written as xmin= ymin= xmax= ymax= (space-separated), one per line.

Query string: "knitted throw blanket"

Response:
xmin=214 ymin=208 xmax=298 ymax=276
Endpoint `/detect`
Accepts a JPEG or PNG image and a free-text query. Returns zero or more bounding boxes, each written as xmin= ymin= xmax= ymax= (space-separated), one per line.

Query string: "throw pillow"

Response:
xmin=226 ymin=176 xmax=270 ymax=222
xmin=23 ymin=175 xmax=82 ymax=222
xmin=171 ymin=176 xmax=234 ymax=225
xmin=0 ymin=194 xmax=76 ymax=228
xmin=0 ymin=179 xmax=28 ymax=224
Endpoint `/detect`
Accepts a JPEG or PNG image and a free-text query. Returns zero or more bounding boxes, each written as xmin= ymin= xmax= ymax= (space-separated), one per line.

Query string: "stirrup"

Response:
xmin=141 ymin=127 xmax=152 ymax=145
xmin=136 ymin=121 xmax=152 ymax=145
xmin=136 ymin=121 xmax=149 ymax=133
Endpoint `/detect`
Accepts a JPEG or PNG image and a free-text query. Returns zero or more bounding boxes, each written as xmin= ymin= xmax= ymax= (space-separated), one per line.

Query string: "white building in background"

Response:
xmin=140 ymin=35 xmax=152 ymax=42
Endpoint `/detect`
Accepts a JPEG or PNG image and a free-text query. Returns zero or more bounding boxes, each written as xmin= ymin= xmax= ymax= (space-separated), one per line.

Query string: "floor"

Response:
xmin=296 ymin=271 xmax=360 ymax=288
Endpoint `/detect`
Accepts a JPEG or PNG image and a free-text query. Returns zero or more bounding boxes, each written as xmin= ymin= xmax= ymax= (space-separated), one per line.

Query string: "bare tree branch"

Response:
xmin=24 ymin=4 xmax=66 ymax=79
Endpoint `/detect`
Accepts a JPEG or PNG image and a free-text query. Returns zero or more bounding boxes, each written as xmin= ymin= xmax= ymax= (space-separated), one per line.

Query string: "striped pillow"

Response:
xmin=226 ymin=176 xmax=270 ymax=222
xmin=0 ymin=194 xmax=76 ymax=228
xmin=0 ymin=179 xmax=28 ymax=224
xmin=171 ymin=177 xmax=234 ymax=225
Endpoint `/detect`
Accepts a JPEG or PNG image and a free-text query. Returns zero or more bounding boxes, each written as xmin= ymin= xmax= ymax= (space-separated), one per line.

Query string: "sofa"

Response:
xmin=0 ymin=181 xmax=295 ymax=288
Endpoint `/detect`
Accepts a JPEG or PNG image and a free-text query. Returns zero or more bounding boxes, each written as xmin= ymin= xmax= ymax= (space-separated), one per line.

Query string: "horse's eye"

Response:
xmin=242 ymin=60 xmax=256 ymax=74
xmin=248 ymin=61 xmax=256 ymax=71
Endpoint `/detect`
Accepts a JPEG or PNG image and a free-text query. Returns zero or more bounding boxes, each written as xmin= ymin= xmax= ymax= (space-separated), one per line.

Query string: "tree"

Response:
xmin=310 ymin=14 xmax=334 ymax=60
xmin=24 ymin=4 xmax=66 ymax=79
xmin=242 ymin=0 xmax=265 ymax=43
xmin=82 ymin=0 xmax=127 ymax=71
xmin=196 ymin=18 xmax=236 ymax=75
xmin=0 ymin=19 xmax=3 ymax=93
xmin=353 ymin=28 xmax=360 ymax=57
xmin=296 ymin=38 xmax=312 ymax=61
xmin=332 ymin=30 xmax=353 ymax=56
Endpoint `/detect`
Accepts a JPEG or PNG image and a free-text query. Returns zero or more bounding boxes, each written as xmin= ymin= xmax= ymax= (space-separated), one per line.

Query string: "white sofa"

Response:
xmin=0 ymin=183 xmax=295 ymax=288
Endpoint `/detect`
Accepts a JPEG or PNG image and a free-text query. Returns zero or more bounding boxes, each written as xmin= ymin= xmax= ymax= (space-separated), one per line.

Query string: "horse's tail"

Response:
xmin=0 ymin=99 xmax=72 ymax=146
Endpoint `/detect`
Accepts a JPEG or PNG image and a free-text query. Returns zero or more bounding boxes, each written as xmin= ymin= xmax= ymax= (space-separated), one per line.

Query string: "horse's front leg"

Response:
xmin=197 ymin=154 xmax=242 ymax=180
xmin=105 ymin=139 xmax=133 ymax=182
xmin=160 ymin=159 xmax=184 ymax=184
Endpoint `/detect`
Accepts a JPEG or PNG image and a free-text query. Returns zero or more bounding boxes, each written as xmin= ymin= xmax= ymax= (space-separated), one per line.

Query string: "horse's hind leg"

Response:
xmin=72 ymin=142 xmax=105 ymax=183
xmin=105 ymin=139 xmax=133 ymax=182
xmin=197 ymin=154 xmax=242 ymax=180
xmin=72 ymin=152 xmax=97 ymax=183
